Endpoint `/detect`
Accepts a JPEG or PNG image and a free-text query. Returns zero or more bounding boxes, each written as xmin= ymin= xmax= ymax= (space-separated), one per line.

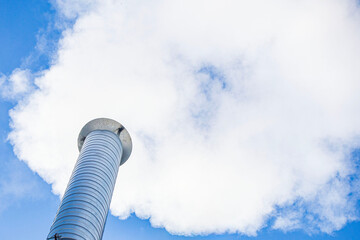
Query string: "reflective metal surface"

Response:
xmin=78 ymin=118 xmax=132 ymax=165
xmin=47 ymin=126 xmax=126 ymax=240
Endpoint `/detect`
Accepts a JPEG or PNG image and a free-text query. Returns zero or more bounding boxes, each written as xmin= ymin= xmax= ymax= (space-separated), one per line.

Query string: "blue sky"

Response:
xmin=1 ymin=1 xmax=360 ymax=239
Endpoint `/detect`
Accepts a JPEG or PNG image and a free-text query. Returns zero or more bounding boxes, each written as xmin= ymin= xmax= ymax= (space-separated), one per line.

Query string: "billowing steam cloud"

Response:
xmin=8 ymin=0 xmax=360 ymax=236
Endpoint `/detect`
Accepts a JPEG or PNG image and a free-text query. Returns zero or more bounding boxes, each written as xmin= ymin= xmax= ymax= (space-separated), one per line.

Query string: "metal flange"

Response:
xmin=77 ymin=118 xmax=132 ymax=165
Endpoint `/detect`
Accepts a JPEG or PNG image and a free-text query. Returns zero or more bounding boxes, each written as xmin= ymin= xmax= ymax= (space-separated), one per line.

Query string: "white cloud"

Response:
xmin=0 ymin=69 xmax=32 ymax=100
xmin=8 ymin=0 xmax=360 ymax=236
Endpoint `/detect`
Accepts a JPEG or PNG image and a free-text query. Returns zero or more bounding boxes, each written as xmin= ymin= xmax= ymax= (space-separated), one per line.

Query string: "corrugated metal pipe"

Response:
xmin=47 ymin=118 xmax=132 ymax=240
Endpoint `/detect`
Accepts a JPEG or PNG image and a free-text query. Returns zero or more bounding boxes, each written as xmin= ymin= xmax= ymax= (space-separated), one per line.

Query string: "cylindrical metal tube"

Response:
xmin=47 ymin=118 xmax=132 ymax=240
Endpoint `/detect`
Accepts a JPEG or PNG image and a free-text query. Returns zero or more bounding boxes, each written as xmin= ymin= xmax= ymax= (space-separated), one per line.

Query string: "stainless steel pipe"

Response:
xmin=47 ymin=118 xmax=132 ymax=240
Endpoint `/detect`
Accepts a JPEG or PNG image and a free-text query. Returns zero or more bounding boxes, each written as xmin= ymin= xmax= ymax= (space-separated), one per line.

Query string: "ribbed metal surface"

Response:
xmin=47 ymin=130 xmax=123 ymax=240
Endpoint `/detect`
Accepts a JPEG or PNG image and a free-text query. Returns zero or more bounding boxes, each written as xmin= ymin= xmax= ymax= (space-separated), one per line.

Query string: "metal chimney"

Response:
xmin=47 ymin=118 xmax=132 ymax=240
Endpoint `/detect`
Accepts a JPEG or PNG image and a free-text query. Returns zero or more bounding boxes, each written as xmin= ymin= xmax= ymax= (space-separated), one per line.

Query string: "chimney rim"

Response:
xmin=77 ymin=118 xmax=132 ymax=165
